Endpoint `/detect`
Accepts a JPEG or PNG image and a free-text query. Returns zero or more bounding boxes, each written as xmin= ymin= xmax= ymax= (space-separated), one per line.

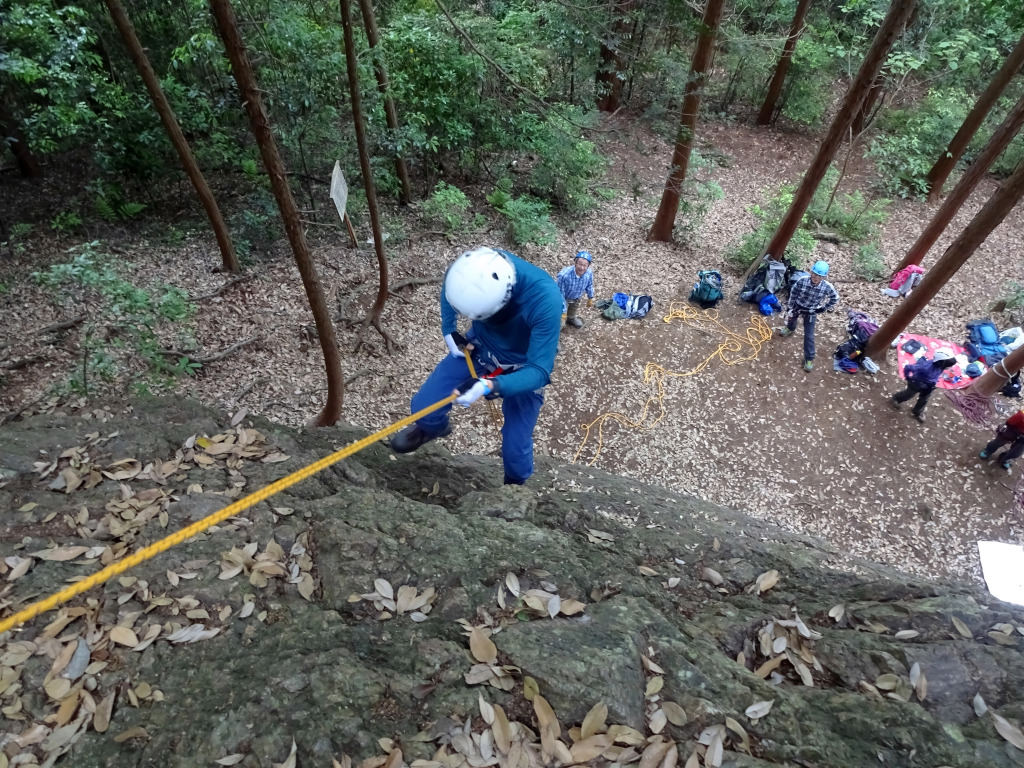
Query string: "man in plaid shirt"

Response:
xmin=556 ymin=251 xmax=596 ymax=328
xmin=778 ymin=259 xmax=838 ymax=371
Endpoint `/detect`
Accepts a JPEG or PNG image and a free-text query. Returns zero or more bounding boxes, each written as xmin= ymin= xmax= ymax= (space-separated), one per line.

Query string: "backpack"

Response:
xmin=690 ymin=270 xmax=723 ymax=308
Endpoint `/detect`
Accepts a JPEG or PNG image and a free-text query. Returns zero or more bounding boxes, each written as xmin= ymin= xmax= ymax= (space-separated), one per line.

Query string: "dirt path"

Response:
xmin=2 ymin=116 xmax=1021 ymax=584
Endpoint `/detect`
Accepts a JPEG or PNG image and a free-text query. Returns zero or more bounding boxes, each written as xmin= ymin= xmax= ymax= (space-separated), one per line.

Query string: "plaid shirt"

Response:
xmin=788 ymin=275 xmax=838 ymax=314
xmin=556 ymin=265 xmax=595 ymax=302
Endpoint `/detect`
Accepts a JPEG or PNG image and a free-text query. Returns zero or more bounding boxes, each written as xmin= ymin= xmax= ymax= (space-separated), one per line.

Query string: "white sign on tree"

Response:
xmin=330 ymin=161 xmax=348 ymax=222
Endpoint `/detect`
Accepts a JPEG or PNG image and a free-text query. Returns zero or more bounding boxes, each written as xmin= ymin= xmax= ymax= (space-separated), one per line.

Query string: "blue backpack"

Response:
xmin=690 ymin=270 xmax=723 ymax=308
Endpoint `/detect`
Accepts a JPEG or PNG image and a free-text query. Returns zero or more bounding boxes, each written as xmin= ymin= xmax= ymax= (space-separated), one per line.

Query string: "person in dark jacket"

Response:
xmin=980 ymin=410 xmax=1024 ymax=470
xmin=891 ymin=351 xmax=957 ymax=422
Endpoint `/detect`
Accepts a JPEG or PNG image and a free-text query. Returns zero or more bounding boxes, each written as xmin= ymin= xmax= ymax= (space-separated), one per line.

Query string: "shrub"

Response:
xmin=852 ymin=243 xmax=889 ymax=281
xmin=422 ymin=182 xmax=471 ymax=233
xmin=487 ymin=178 xmax=556 ymax=246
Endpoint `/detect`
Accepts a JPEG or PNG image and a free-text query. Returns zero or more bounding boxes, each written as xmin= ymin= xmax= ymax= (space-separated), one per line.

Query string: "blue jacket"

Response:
xmin=903 ymin=358 xmax=945 ymax=388
xmin=440 ymin=251 xmax=562 ymax=397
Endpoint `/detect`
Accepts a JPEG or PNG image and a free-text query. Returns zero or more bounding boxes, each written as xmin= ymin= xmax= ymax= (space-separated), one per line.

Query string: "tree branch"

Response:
xmin=0 ymin=315 xmax=88 ymax=350
xmin=193 ymin=274 xmax=251 ymax=301
xmin=159 ymin=336 xmax=259 ymax=365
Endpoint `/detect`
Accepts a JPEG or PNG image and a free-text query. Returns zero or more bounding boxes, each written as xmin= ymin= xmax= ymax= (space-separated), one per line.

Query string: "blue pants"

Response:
xmin=410 ymin=350 xmax=545 ymax=484
xmin=787 ymin=310 xmax=817 ymax=361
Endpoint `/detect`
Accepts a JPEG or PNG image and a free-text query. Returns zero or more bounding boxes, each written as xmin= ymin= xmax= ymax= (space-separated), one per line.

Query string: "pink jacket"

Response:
xmin=890 ymin=265 xmax=924 ymax=291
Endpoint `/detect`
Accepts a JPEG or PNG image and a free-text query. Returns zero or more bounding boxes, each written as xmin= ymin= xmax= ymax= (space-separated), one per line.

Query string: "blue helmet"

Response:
xmin=574 ymin=250 xmax=593 ymax=263
xmin=811 ymin=260 xmax=830 ymax=276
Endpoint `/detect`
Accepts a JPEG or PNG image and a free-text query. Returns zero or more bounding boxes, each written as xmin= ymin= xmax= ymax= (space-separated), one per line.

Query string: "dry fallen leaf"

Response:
xmin=113 ymin=726 xmax=150 ymax=743
xmin=754 ymin=569 xmax=779 ymax=594
xmin=993 ymin=713 xmax=1024 ymax=750
xmin=110 ymin=626 xmax=140 ymax=647
xmin=663 ymin=701 xmax=687 ymax=726
xmin=505 ymin=573 xmax=520 ymax=597
xmin=639 ymin=566 xmax=659 ymax=576
xmin=829 ymin=604 xmax=845 ymax=622
xmin=745 ymin=700 xmax=774 ymax=719
xmin=646 ymin=676 xmax=664 ymax=697
xmin=581 ymin=702 xmax=608 ymax=740
xmin=523 ymin=676 xmax=539 ymax=701
xmin=701 ymin=567 xmax=723 ymax=586
xmin=215 ymin=756 xmax=246 ymax=766
xmin=951 ymin=616 xmax=973 ymax=638
xmin=649 ymin=708 xmax=667 ymax=734
xmin=273 ymin=739 xmax=298 ymax=768
xmin=974 ymin=693 xmax=988 ymax=717
xmin=478 ymin=692 xmax=495 ymax=725
xmin=895 ymin=630 xmax=920 ymax=640
xmin=469 ymin=627 xmax=498 ymax=664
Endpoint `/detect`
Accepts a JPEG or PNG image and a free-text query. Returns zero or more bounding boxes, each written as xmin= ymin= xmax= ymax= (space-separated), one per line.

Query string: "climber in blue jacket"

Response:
xmin=390 ymin=247 xmax=563 ymax=485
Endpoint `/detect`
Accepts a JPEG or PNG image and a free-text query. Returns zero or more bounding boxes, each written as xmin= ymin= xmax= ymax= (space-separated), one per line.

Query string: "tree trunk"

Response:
xmin=970 ymin=342 xmax=1024 ymax=398
xmin=925 ymin=32 xmax=1024 ymax=200
xmin=0 ymin=104 xmax=41 ymax=178
xmin=106 ymin=0 xmax=240 ymax=273
xmin=647 ymin=0 xmax=725 ymax=242
xmin=340 ymin=0 xmax=395 ymax=354
xmin=893 ymin=90 xmax=1024 ymax=273
xmin=850 ymin=73 xmax=884 ymax=135
xmin=864 ymin=155 xmax=1024 ymax=360
xmin=357 ymin=0 xmax=412 ymax=205
xmin=757 ymin=0 xmax=813 ymax=127
xmin=209 ymin=0 xmax=345 ymax=426
xmin=596 ymin=0 xmax=634 ymax=112
xmin=763 ymin=0 xmax=917 ymax=260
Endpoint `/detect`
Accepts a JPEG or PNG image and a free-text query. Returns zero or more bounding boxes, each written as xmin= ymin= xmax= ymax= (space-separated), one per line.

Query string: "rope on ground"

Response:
xmin=573 ymin=304 xmax=772 ymax=467
xmin=942 ymin=387 xmax=998 ymax=428
xmin=0 ymin=393 xmax=458 ymax=635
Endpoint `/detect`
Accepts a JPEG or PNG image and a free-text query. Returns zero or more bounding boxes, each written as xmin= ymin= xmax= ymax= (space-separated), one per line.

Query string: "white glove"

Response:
xmin=444 ymin=333 xmax=465 ymax=358
xmin=454 ymin=379 xmax=492 ymax=408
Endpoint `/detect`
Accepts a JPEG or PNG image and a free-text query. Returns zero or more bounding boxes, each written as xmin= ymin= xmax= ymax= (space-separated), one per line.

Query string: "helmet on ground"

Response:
xmin=933 ymin=350 xmax=954 ymax=361
xmin=444 ymin=247 xmax=517 ymax=321
xmin=811 ymin=260 xmax=830 ymax=276
xmin=575 ymin=250 xmax=593 ymax=263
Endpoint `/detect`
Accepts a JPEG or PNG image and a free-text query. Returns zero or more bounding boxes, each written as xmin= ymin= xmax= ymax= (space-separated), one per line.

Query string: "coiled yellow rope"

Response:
xmin=573 ymin=304 xmax=772 ymax=466
xmin=0 ymin=393 xmax=457 ymax=635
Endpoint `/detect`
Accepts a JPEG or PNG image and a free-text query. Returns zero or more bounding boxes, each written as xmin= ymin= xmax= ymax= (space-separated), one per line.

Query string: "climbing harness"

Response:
xmin=573 ymin=304 xmax=772 ymax=466
xmin=463 ymin=344 xmax=503 ymax=436
xmin=0 ymin=392 xmax=459 ymax=635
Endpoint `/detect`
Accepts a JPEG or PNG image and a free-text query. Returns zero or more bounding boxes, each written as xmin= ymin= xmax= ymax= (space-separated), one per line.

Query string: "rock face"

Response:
xmin=0 ymin=398 xmax=1022 ymax=768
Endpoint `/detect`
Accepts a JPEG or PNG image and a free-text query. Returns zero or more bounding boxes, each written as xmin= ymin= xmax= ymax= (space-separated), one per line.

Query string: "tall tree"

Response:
xmin=104 ymin=0 xmax=240 ymax=274
xmin=596 ymin=0 xmax=635 ymax=112
xmin=357 ymin=0 xmax=412 ymax=205
xmin=341 ymin=0 xmax=396 ymax=353
xmin=756 ymin=0 xmax=813 ymax=127
xmin=0 ymin=104 xmax=41 ymax=178
xmin=209 ymin=0 xmax=345 ymax=426
xmin=850 ymin=73 xmax=885 ymax=135
xmin=893 ymin=91 xmax=1024 ymax=273
xmin=864 ymin=154 xmax=1024 ymax=360
xmin=925 ymin=32 xmax=1024 ymax=200
xmin=762 ymin=0 xmax=917 ymax=260
xmin=647 ymin=0 xmax=724 ymax=242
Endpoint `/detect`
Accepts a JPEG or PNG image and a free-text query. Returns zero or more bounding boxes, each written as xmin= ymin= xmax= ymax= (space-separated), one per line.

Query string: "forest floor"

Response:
xmin=2 ymin=114 xmax=1023 ymax=586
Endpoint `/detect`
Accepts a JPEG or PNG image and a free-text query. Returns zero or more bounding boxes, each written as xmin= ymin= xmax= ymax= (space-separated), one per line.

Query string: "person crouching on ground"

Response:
xmin=778 ymin=260 xmax=838 ymax=372
xmin=557 ymin=250 xmax=595 ymax=329
xmin=891 ymin=350 xmax=957 ymax=423
xmin=980 ymin=409 xmax=1024 ymax=470
xmin=390 ymin=246 xmax=563 ymax=486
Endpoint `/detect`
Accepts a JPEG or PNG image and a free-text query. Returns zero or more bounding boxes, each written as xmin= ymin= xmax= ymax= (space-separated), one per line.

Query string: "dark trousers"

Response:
xmin=984 ymin=425 xmax=1024 ymax=463
xmin=787 ymin=310 xmax=817 ymax=361
xmin=893 ymin=381 xmax=934 ymax=415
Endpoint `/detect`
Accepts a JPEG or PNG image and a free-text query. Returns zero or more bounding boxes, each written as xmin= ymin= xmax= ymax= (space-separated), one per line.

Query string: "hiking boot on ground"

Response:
xmin=891 ymin=396 xmax=902 ymax=410
xmin=979 ymin=450 xmax=990 ymax=459
xmin=777 ymin=327 xmax=793 ymax=337
xmin=567 ymin=317 xmax=584 ymax=329
xmin=914 ymin=412 xmax=926 ymax=423
xmin=390 ymin=422 xmax=452 ymax=454
xmin=1002 ymin=460 xmax=1013 ymax=470
xmin=803 ymin=360 xmax=814 ymax=372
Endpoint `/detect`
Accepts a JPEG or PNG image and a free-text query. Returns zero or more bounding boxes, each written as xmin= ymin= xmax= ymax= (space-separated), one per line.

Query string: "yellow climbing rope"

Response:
xmin=573 ymin=304 xmax=772 ymax=466
xmin=0 ymin=393 xmax=458 ymax=635
xmin=464 ymin=345 xmax=503 ymax=437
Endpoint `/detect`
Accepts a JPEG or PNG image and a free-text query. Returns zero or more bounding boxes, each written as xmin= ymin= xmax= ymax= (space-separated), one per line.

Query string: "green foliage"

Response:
xmin=93 ymin=184 xmax=147 ymax=222
xmin=852 ymin=242 xmax=889 ymax=281
xmin=526 ymin=111 xmax=606 ymax=213
xmin=32 ymin=242 xmax=198 ymax=395
xmin=50 ymin=211 xmax=82 ymax=231
xmin=868 ymin=89 xmax=974 ymax=197
xmin=3 ymin=223 xmax=33 ymax=255
xmin=727 ymin=166 xmax=887 ymax=268
xmin=487 ymin=178 xmax=557 ymax=246
xmin=1000 ymin=281 xmax=1024 ymax=311
xmin=422 ymin=182 xmax=471 ymax=233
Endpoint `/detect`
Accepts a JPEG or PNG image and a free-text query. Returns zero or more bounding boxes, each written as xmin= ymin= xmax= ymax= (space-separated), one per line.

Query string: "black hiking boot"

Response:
xmin=913 ymin=411 xmax=926 ymax=423
xmin=390 ymin=422 xmax=452 ymax=454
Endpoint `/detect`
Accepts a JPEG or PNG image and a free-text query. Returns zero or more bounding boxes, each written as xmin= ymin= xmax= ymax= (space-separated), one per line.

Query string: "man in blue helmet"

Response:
xmin=778 ymin=260 xmax=839 ymax=371
xmin=390 ymin=247 xmax=563 ymax=485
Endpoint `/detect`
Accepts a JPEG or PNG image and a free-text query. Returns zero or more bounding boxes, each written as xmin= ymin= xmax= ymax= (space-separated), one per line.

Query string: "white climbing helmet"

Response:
xmin=444 ymin=247 xmax=517 ymax=321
